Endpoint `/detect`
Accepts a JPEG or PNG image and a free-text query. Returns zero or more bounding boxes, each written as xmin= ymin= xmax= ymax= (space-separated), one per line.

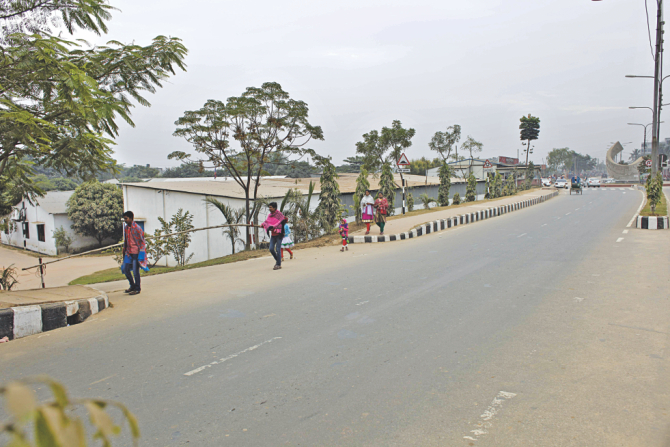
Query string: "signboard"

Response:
xmin=397 ymin=168 xmax=410 ymax=173
xmin=397 ymin=153 xmax=410 ymax=166
xmin=646 ymin=159 xmax=652 ymax=167
xmin=660 ymin=154 xmax=668 ymax=167
xmin=483 ymin=160 xmax=493 ymax=169
xmin=498 ymin=156 xmax=519 ymax=165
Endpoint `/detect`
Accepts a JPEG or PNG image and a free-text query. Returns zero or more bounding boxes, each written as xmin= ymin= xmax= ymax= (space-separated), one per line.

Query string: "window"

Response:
xmin=136 ymin=220 xmax=145 ymax=231
xmin=22 ymin=222 xmax=29 ymax=239
xmin=37 ymin=224 xmax=45 ymax=242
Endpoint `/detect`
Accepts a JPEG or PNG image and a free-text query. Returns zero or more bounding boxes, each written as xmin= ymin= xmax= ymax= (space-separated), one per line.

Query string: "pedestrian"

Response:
xmin=374 ymin=192 xmax=388 ymax=235
xmin=281 ymin=217 xmax=294 ymax=261
xmin=360 ymin=189 xmax=375 ymax=235
xmin=262 ymin=202 xmax=286 ymax=270
xmin=122 ymin=211 xmax=146 ymax=295
xmin=339 ymin=218 xmax=349 ymax=251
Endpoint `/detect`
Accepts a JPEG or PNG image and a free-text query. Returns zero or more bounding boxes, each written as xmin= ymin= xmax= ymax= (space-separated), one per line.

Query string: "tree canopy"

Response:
xmin=355 ymin=120 xmax=415 ymax=173
xmin=428 ymin=125 xmax=461 ymax=161
xmin=0 ymin=0 xmax=187 ymax=215
xmin=66 ymin=181 xmax=123 ymax=247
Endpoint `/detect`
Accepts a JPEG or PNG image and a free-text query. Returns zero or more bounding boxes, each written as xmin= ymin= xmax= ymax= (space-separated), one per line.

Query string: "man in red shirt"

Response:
xmin=122 ymin=211 xmax=146 ymax=295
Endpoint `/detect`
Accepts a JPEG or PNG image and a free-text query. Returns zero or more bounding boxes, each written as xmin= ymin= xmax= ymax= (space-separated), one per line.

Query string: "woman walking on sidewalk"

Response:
xmin=281 ymin=217 xmax=294 ymax=261
xmin=360 ymin=190 xmax=375 ymax=235
xmin=374 ymin=192 xmax=388 ymax=235
xmin=262 ymin=202 xmax=286 ymax=270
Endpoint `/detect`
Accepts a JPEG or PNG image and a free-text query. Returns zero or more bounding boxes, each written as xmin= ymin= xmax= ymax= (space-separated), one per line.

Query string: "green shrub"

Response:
xmin=452 ymin=192 xmax=461 ymax=205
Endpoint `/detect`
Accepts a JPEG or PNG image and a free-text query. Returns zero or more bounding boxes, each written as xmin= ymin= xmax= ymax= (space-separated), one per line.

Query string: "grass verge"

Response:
xmin=640 ymin=192 xmax=667 ymax=217
xmin=69 ymin=233 xmax=343 ymax=286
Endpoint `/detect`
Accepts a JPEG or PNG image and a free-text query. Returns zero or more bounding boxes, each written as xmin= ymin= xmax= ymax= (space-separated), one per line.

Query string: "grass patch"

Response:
xmin=640 ymin=191 xmax=667 ymax=217
xmin=69 ymin=233 xmax=344 ymax=286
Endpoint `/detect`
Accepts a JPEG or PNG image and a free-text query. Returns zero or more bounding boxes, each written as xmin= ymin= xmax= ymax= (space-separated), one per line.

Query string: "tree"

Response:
xmin=525 ymin=161 xmax=535 ymax=190
xmin=145 ymin=221 xmax=170 ymax=267
xmin=409 ymin=157 xmax=441 ymax=175
xmin=336 ymin=156 xmax=365 ymax=173
xmin=315 ymin=158 xmax=342 ymax=232
xmin=0 ymin=0 xmax=187 ymax=217
xmin=159 ymin=208 xmax=194 ymax=266
xmin=66 ymin=182 xmax=122 ymax=247
xmin=503 ymin=174 xmax=516 ymax=196
xmin=466 ymin=172 xmax=477 ymax=202
xmin=461 ymin=136 xmax=484 ymax=175
xmin=429 ymin=125 xmax=461 ymax=162
xmin=52 ymin=226 xmax=73 ymax=254
xmin=437 ymin=162 xmax=451 ymax=206
xmin=547 ymin=148 xmax=572 ymax=174
xmin=205 ymin=198 xmax=245 ymax=254
xmin=452 ymin=192 xmax=461 ymax=205
xmin=378 ymin=163 xmax=396 ymax=216
xmin=519 ymin=114 xmax=540 ymax=167
xmin=407 ymin=188 xmax=414 ymax=211
xmin=173 ymin=82 xmax=323 ymax=250
xmin=645 ymin=173 xmax=663 ymax=215
xmin=352 ymin=168 xmax=370 ymax=223
xmin=493 ymin=173 xmax=502 ymax=198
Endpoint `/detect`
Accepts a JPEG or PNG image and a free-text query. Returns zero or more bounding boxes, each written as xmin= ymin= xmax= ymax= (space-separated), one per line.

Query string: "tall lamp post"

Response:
xmin=614 ymin=0 xmax=665 ymax=175
xmin=627 ymin=122 xmax=661 ymax=154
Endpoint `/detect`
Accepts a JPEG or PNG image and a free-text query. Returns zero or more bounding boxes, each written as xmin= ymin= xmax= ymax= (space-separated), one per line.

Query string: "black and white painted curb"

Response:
xmin=348 ymin=191 xmax=559 ymax=244
xmin=0 ymin=293 xmax=109 ymax=342
xmin=636 ymin=216 xmax=668 ymax=229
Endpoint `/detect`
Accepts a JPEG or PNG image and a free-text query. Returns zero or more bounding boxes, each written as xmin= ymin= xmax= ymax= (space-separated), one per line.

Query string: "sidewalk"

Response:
xmin=0 ymin=285 xmax=109 ymax=342
xmin=0 ymin=246 xmax=118 ymax=291
xmin=350 ymin=189 xmax=560 ymax=243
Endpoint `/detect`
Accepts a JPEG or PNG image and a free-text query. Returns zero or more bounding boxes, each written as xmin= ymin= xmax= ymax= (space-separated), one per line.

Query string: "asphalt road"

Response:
xmin=2 ymin=187 xmax=669 ymax=446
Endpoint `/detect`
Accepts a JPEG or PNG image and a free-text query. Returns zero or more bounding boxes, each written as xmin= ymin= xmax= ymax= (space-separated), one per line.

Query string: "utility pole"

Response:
xmin=652 ymin=0 xmax=664 ymax=176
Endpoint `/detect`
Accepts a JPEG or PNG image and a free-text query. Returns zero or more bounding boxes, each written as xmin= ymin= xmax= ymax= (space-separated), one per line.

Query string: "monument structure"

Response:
xmin=606 ymin=141 xmax=643 ymax=181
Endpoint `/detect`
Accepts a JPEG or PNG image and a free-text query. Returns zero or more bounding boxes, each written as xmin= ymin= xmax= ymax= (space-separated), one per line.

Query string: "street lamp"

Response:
xmin=627 ymin=122 xmax=661 ymax=154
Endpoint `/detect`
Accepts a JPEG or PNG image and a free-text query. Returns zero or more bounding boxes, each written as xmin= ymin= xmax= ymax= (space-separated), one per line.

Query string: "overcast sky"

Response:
xmin=81 ymin=0 xmax=658 ymax=168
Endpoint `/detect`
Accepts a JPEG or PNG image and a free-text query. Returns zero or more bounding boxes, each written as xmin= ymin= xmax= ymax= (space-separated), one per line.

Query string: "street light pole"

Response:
xmin=652 ymin=0 xmax=664 ymax=175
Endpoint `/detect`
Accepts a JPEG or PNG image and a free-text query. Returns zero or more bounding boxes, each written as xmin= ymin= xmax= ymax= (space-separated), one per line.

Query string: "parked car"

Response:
xmin=541 ymin=178 xmax=552 ymax=187
xmin=586 ymin=178 xmax=601 ymax=188
xmin=554 ymin=179 xmax=568 ymax=189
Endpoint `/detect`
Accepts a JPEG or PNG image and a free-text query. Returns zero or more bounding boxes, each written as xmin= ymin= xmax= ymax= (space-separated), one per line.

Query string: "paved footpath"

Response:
xmin=351 ymin=188 xmax=561 ymax=242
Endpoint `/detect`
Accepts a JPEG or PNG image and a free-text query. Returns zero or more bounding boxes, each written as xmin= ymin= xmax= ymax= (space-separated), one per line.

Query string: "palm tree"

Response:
xmin=204 ymin=197 xmax=245 ymax=254
xmin=419 ymin=193 xmax=436 ymax=210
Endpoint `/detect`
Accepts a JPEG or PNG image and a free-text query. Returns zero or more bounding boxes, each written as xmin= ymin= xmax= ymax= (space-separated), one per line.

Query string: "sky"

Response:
xmin=78 ymin=0 xmax=659 ymax=168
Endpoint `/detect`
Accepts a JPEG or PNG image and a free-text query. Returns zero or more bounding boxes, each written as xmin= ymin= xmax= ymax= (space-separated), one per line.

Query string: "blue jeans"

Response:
xmin=124 ymin=253 xmax=141 ymax=291
xmin=269 ymin=235 xmax=282 ymax=266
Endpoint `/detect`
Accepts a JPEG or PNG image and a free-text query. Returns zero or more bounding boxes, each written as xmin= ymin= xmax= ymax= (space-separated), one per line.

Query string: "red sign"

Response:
xmin=646 ymin=159 xmax=652 ymax=167
xmin=397 ymin=153 xmax=410 ymax=166
xmin=498 ymin=156 xmax=519 ymax=165
xmin=483 ymin=160 xmax=493 ymax=169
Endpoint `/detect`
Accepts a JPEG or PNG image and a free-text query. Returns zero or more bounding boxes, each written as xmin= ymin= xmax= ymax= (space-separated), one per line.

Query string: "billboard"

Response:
xmin=498 ymin=156 xmax=519 ymax=165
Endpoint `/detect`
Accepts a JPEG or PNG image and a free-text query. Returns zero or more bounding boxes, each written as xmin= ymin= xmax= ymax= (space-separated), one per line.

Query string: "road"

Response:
xmin=2 ymin=187 xmax=669 ymax=446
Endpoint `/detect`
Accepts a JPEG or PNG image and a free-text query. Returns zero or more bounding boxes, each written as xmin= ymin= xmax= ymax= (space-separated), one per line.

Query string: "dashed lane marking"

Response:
xmin=184 ymin=337 xmax=282 ymax=376
xmin=616 ymin=237 xmax=624 ymax=243
xmin=623 ymin=230 xmax=629 ymax=234
xmin=463 ymin=391 xmax=517 ymax=442
xmin=517 ymin=233 xmax=527 ymax=238
xmin=565 ymin=212 xmax=571 ymax=215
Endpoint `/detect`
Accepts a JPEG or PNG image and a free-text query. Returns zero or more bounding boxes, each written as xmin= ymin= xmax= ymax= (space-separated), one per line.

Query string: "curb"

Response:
xmin=348 ymin=191 xmax=559 ymax=244
xmin=0 ymin=293 xmax=109 ymax=342
xmin=636 ymin=216 xmax=669 ymax=229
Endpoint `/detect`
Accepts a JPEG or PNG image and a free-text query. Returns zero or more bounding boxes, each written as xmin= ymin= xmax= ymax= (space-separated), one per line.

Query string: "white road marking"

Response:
xmin=574 ymin=297 xmax=585 ymax=303
xmin=517 ymin=233 xmax=527 ymax=238
xmin=627 ymin=189 xmax=646 ymax=227
xmin=616 ymin=237 xmax=624 ymax=243
xmin=622 ymin=230 xmax=629 ymax=234
xmin=184 ymin=337 xmax=282 ymax=376
xmin=356 ymin=301 xmax=369 ymax=306
xmin=541 ymin=224 xmax=547 ymax=227
xmin=464 ymin=391 xmax=517 ymax=441
xmin=575 ymin=208 xmax=580 ymax=211
xmin=565 ymin=212 xmax=571 ymax=215
xmin=89 ymin=374 xmax=118 ymax=386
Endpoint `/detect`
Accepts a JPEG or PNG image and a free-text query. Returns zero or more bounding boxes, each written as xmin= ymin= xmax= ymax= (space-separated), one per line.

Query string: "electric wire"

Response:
xmin=646 ymin=0 xmax=656 ymax=61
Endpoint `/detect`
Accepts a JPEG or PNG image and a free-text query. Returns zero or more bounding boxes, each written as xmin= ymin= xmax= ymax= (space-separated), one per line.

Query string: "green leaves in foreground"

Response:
xmin=0 ymin=376 xmax=140 ymax=446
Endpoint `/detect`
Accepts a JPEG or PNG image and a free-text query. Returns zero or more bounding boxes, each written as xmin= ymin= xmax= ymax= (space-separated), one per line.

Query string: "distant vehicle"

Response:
xmin=554 ymin=179 xmax=568 ymax=189
xmin=541 ymin=178 xmax=552 ymax=187
xmin=602 ymin=178 xmax=616 ymax=184
xmin=586 ymin=178 xmax=601 ymax=188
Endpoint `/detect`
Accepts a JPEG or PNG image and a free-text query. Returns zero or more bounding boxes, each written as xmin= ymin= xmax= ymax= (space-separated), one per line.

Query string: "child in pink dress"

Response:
xmin=339 ymin=218 xmax=349 ymax=252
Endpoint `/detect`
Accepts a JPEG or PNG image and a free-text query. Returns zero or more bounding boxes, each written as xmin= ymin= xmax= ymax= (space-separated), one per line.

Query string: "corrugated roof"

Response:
xmin=36 ymin=191 xmax=74 ymax=214
xmin=122 ymin=174 xmax=449 ymax=199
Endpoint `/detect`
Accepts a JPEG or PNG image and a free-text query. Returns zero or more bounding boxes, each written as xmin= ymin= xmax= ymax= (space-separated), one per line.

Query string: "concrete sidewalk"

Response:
xmin=0 ymin=285 xmax=109 ymax=341
xmin=350 ymin=188 xmax=560 ymax=243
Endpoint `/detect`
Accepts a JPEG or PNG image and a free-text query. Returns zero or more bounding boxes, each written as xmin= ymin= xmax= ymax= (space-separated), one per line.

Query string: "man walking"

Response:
xmin=122 ymin=211 xmax=146 ymax=295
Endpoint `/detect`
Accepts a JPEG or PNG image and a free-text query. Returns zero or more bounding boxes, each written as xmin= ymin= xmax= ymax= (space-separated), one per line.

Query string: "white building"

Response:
xmin=426 ymin=159 xmax=497 ymax=180
xmin=1 ymin=191 xmax=109 ymax=255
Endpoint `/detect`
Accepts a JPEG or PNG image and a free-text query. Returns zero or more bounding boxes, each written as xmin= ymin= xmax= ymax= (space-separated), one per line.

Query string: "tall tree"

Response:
xmin=378 ymin=163 xmax=396 ymax=216
xmin=353 ymin=168 xmax=370 ymax=223
xmin=547 ymin=148 xmax=572 ymax=174
xmin=429 ymin=125 xmax=461 ymax=162
xmin=356 ymin=120 xmax=415 ymax=181
xmin=465 ymin=172 xmax=477 ymax=202
xmin=315 ymin=158 xmax=342 ymax=232
xmin=524 ymin=161 xmax=536 ymax=190
xmin=173 ymin=82 xmax=324 ymax=249
xmin=437 ymin=162 xmax=451 ymax=206
xmin=519 ymin=114 xmax=540 ymax=167
xmin=66 ymin=181 xmax=123 ymax=247
xmin=205 ymin=198 xmax=245 ymax=254
xmin=461 ymin=136 xmax=484 ymax=176
xmin=0 ymin=0 xmax=187 ymax=215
